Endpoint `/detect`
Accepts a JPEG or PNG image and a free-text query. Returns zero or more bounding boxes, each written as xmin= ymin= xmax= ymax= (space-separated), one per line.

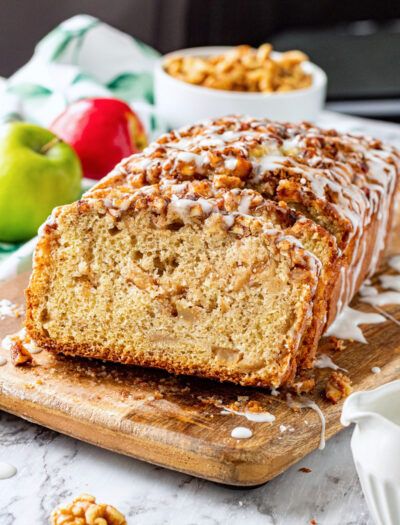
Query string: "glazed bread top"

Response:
xmin=89 ymin=115 xmax=399 ymax=249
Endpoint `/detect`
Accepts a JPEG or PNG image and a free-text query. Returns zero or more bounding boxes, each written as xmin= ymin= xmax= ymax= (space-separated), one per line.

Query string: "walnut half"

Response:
xmin=50 ymin=494 xmax=127 ymax=525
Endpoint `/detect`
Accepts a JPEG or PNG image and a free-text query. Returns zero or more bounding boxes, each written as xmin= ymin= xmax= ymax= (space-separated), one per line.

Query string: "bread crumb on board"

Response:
xmin=10 ymin=339 xmax=35 ymax=367
xmin=325 ymin=371 xmax=352 ymax=403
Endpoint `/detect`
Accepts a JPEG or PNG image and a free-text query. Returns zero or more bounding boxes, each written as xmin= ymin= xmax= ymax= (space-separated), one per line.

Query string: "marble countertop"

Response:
xmin=0 ymin=409 xmax=372 ymax=525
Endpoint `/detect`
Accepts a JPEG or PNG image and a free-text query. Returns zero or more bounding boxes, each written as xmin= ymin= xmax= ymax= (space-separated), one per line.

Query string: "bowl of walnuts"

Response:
xmin=155 ymin=45 xmax=327 ymax=128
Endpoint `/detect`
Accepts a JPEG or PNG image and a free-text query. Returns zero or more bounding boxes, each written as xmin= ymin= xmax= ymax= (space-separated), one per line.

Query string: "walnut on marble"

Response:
xmin=50 ymin=494 xmax=127 ymax=525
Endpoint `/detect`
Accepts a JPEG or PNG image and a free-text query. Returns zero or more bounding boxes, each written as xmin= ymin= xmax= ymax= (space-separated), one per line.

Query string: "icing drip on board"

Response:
xmin=0 ymin=299 xmax=20 ymax=320
xmin=220 ymin=406 xmax=275 ymax=423
xmin=360 ymin=290 xmax=400 ymax=307
xmin=0 ymin=462 xmax=17 ymax=479
xmin=313 ymin=354 xmax=347 ymax=372
xmin=286 ymin=394 xmax=326 ymax=450
xmin=388 ymin=255 xmax=400 ymax=273
xmin=371 ymin=366 xmax=381 ymax=374
xmin=379 ymin=274 xmax=400 ymax=291
xmin=231 ymin=427 xmax=252 ymax=439
xmin=325 ymin=306 xmax=385 ymax=343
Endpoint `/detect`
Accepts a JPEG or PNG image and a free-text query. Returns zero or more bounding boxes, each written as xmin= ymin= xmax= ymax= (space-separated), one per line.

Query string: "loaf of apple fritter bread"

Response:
xmin=25 ymin=116 xmax=400 ymax=387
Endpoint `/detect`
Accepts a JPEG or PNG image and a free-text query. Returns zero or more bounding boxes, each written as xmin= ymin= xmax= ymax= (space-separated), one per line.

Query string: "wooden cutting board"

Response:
xmin=0 ymin=252 xmax=399 ymax=486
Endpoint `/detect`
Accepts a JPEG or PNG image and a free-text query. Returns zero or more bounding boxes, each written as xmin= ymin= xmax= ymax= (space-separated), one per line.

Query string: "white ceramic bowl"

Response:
xmin=341 ymin=380 xmax=400 ymax=525
xmin=154 ymin=46 xmax=327 ymax=129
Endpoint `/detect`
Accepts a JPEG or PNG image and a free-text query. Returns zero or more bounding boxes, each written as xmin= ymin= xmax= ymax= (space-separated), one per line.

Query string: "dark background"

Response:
xmin=2 ymin=0 xmax=400 ymax=120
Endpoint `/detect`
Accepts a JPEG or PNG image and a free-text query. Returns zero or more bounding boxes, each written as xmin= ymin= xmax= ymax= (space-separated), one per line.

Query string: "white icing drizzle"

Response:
xmin=279 ymin=425 xmax=287 ymax=433
xmin=1 ymin=335 xmax=13 ymax=351
xmin=224 ymin=157 xmax=238 ymax=170
xmin=360 ymin=290 xmax=400 ymax=307
xmin=2 ymin=328 xmax=42 ymax=355
xmin=379 ymin=274 xmax=400 ymax=291
xmin=388 ymin=255 xmax=400 ymax=273
xmin=325 ymin=306 xmax=385 ymax=343
xmin=0 ymin=462 xmax=17 ymax=479
xmin=313 ymin=354 xmax=347 ymax=372
xmin=286 ymin=394 xmax=326 ymax=450
xmin=220 ymin=406 xmax=275 ymax=423
xmin=0 ymin=299 xmax=17 ymax=320
xmin=231 ymin=426 xmax=253 ymax=439
xmin=371 ymin=366 xmax=381 ymax=374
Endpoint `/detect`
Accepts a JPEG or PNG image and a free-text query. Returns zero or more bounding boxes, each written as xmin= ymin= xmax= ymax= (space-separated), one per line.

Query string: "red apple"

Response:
xmin=49 ymin=98 xmax=147 ymax=180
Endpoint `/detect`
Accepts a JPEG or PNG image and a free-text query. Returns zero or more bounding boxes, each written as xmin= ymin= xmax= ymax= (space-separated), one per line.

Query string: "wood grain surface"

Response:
xmin=0 ymin=238 xmax=400 ymax=486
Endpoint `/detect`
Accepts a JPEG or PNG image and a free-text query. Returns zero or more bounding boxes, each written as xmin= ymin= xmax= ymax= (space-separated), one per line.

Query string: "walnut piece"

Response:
xmin=325 ymin=371 xmax=352 ymax=404
xmin=50 ymin=494 xmax=127 ymax=525
xmin=10 ymin=339 xmax=35 ymax=366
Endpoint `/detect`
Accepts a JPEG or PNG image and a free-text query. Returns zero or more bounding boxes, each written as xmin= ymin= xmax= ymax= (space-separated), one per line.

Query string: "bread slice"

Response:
xmin=26 ymin=183 xmax=320 ymax=387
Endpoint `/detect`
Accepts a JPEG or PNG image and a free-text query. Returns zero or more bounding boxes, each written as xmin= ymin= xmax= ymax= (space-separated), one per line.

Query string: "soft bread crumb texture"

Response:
xmin=27 ymin=205 xmax=316 ymax=387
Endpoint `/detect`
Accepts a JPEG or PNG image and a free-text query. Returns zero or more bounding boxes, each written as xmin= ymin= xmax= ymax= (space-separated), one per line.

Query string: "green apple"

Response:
xmin=0 ymin=122 xmax=82 ymax=242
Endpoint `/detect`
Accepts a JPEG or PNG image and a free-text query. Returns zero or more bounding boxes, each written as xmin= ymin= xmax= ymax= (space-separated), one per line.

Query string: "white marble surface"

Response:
xmin=0 ymin=409 xmax=372 ymax=525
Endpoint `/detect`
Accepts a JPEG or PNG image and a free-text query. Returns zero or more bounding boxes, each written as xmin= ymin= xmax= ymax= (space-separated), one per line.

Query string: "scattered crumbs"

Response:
xmin=327 ymin=336 xmax=345 ymax=352
xmin=371 ymin=366 xmax=381 ymax=374
xmin=299 ymin=467 xmax=312 ymax=473
xmin=289 ymin=377 xmax=315 ymax=395
xmin=237 ymin=395 xmax=249 ymax=402
xmin=10 ymin=339 xmax=35 ymax=367
xmin=325 ymin=371 xmax=352 ymax=404
xmin=279 ymin=425 xmax=287 ymax=433
xmin=311 ymin=520 xmax=317 ymax=525
xmin=0 ymin=299 xmax=24 ymax=320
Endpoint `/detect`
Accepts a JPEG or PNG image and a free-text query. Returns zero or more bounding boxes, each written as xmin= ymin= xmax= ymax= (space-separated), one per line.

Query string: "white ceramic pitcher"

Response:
xmin=341 ymin=380 xmax=400 ymax=525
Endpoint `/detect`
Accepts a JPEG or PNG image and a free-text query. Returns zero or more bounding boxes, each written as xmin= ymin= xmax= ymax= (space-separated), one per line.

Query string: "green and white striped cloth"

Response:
xmin=1 ymin=15 xmax=400 ymax=282
xmin=0 ymin=14 xmax=166 ymax=275
xmin=0 ymin=14 xmax=163 ymax=133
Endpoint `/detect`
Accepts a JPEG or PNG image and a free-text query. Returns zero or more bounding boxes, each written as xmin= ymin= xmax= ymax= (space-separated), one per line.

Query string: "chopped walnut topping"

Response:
xmin=10 ymin=340 xmax=35 ymax=366
xmin=327 ymin=336 xmax=346 ymax=352
xmin=50 ymin=494 xmax=127 ymax=525
xmin=325 ymin=371 xmax=352 ymax=404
